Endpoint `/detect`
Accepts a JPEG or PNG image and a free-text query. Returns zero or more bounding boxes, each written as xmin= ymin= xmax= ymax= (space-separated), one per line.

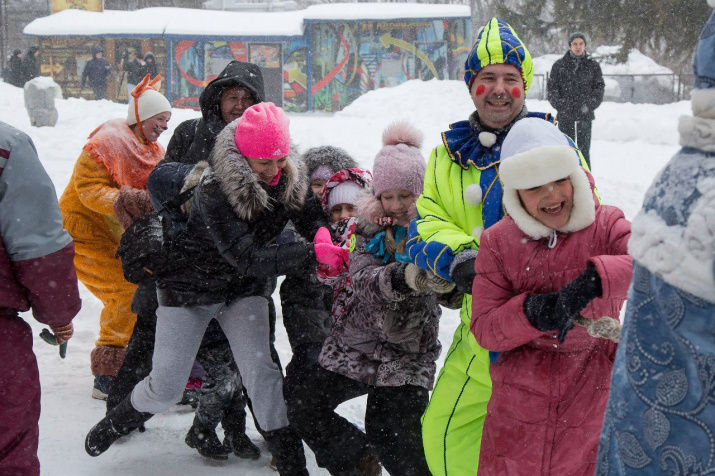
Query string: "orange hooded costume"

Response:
xmin=59 ymin=75 xmax=168 ymax=378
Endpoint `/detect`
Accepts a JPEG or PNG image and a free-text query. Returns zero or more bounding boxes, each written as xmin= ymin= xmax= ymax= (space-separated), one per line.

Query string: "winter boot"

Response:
xmin=85 ymin=397 xmax=153 ymax=457
xmin=92 ymin=374 xmax=114 ymax=401
xmin=355 ymin=447 xmax=382 ymax=476
xmin=185 ymin=421 xmax=230 ymax=460
xmin=263 ymin=426 xmax=309 ymax=476
xmin=223 ymin=430 xmax=261 ymax=460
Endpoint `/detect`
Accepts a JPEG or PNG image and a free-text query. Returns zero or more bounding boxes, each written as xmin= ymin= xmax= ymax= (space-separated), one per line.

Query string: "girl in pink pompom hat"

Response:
xmin=286 ymin=122 xmax=458 ymax=476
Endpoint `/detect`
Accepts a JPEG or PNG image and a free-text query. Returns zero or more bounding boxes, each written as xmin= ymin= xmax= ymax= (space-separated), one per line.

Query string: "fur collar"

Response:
xmin=205 ymin=120 xmax=307 ymax=222
xmin=679 ymin=89 xmax=715 ymax=152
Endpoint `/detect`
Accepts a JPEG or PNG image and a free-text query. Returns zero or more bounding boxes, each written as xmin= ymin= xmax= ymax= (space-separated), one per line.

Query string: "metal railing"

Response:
xmin=536 ymin=71 xmax=695 ymax=104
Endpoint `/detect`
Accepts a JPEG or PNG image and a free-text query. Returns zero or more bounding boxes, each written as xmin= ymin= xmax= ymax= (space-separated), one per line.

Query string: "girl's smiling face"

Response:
xmin=517 ymin=177 xmax=574 ymax=229
xmin=379 ymin=189 xmax=415 ymax=226
xmin=246 ymin=156 xmax=288 ymax=183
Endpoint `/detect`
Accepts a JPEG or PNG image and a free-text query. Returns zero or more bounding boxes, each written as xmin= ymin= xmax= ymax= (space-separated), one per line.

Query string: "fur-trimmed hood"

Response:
xmin=500 ymin=118 xmax=596 ymax=239
xmin=302 ymin=145 xmax=359 ymax=178
xmin=203 ymin=120 xmax=307 ymax=222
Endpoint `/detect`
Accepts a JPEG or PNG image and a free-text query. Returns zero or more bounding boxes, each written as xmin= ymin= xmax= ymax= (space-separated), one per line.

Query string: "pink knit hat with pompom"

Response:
xmin=372 ymin=121 xmax=426 ymax=197
xmin=234 ymin=102 xmax=290 ymax=159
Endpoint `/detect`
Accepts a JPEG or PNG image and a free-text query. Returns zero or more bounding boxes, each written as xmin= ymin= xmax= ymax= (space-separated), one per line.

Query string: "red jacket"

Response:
xmin=471 ymin=204 xmax=632 ymax=476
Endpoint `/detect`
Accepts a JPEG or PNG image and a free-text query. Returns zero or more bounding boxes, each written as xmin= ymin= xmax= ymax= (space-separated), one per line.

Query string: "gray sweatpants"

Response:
xmin=131 ymin=296 xmax=288 ymax=431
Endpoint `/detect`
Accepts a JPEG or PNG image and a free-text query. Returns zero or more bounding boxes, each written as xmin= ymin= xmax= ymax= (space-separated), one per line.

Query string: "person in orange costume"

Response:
xmin=60 ymin=74 xmax=172 ymax=399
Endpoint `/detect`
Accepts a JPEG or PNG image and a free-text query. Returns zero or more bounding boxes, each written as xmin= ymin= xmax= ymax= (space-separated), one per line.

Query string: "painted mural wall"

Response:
xmin=171 ymin=40 xmax=284 ymax=109
xmin=307 ymin=18 xmax=470 ymax=112
xmin=167 ymin=18 xmax=469 ymax=112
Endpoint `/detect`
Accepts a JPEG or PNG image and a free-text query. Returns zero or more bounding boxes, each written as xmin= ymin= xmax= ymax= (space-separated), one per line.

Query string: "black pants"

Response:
xmin=558 ymin=118 xmax=593 ymax=170
xmin=92 ymin=85 xmax=106 ymax=100
xmin=286 ymin=364 xmax=431 ymax=476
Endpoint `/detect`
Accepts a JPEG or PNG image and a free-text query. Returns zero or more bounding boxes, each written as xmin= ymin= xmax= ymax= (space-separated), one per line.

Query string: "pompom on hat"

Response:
xmin=126 ymin=74 xmax=171 ymax=127
xmin=372 ymin=121 xmax=426 ymax=198
xmin=464 ymin=17 xmax=534 ymax=95
xmin=499 ymin=118 xmax=595 ymax=239
xmin=234 ymin=102 xmax=290 ymax=159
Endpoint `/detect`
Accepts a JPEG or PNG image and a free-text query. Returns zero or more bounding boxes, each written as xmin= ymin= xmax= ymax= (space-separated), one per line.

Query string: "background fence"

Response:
xmin=528 ymin=72 xmax=696 ymax=104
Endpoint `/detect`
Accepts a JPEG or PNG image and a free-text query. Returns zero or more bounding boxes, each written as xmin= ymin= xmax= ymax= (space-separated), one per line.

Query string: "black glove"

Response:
xmin=391 ymin=263 xmax=413 ymax=295
xmin=555 ymin=266 xmax=602 ymax=322
xmin=524 ymin=266 xmax=602 ymax=342
xmin=451 ymin=258 xmax=476 ymax=294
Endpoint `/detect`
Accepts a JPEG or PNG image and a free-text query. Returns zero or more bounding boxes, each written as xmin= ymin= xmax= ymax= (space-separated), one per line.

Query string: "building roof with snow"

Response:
xmin=23 ymin=3 xmax=470 ymax=40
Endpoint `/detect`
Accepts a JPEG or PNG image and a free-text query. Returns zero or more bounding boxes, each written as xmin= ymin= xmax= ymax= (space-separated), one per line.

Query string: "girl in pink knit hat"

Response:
xmin=85 ymin=103 xmax=346 ymax=476
xmin=287 ymin=122 xmax=459 ymax=476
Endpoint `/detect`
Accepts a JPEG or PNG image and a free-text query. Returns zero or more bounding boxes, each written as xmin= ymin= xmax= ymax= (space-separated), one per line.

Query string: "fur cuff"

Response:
xmin=90 ymin=346 xmax=126 ymax=377
xmin=113 ymin=186 xmax=153 ymax=230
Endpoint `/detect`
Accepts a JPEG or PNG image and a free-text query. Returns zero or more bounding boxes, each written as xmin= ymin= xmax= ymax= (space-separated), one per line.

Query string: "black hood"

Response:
xmin=199 ymin=61 xmax=265 ymax=134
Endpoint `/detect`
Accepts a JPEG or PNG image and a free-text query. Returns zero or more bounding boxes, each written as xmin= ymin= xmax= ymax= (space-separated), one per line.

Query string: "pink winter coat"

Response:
xmin=470 ymin=203 xmax=632 ymax=476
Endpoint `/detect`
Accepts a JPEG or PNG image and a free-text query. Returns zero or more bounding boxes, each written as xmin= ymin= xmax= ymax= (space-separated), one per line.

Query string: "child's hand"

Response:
xmin=314 ymin=242 xmax=349 ymax=269
xmin=314 ymin=227 xmax=332 ymax=245
xmin=317 ymin=262 xmax=347 ymax=279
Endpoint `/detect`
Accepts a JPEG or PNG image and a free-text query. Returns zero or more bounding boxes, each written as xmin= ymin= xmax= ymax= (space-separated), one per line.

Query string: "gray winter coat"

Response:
xmin=319 ymin=196 xmax=442 ymax=389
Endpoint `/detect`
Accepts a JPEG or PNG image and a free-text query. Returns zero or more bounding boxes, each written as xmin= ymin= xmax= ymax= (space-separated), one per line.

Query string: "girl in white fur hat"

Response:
xmin=470 ymin=117 xmax=632 ymax=476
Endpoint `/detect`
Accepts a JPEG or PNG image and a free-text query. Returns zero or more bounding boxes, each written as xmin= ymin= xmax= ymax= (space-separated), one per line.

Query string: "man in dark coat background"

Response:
xmin=81 ymin=46 xmax=112 ymax=100
xmin=21 ymin=46 xmax=40 ymax=85
xmin=6 ymin=49 xmax=23 ymax=87
xmin=547 ymin=32 xmax=605 ymax=169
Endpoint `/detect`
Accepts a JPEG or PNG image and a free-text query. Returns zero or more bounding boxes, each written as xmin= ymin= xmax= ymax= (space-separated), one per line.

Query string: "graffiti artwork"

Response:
xmin=308 ymin=19 xmax=470 ymax=112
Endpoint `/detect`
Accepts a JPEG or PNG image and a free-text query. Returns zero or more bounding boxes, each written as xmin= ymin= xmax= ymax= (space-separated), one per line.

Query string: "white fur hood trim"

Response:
xmin=629 ymin=205 xmax=715 ymax=304
xmin=500 ymin=145 xmax=595 ymax=239
xmin=679 ymin=89 xmax=715 ymax=152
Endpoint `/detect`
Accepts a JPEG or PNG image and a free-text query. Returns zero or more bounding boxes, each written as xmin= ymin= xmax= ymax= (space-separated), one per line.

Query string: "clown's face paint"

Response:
xmin=470 ymin=64 xmax=525 ymax=129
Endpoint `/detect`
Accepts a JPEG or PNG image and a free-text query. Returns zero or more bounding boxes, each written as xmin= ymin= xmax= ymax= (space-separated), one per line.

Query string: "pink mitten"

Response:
xmin=317 ymin=263 xmax=346 ymax=280
xmin=314 ymin=226 xmax=333 ymax=245
xmin=314 ymin=242 xmax=349 ymax=268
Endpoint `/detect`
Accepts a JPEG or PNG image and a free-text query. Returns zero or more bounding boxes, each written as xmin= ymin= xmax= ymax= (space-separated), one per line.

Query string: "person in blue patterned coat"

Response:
xmin=596 ymin=7 xmax=715 ymax=474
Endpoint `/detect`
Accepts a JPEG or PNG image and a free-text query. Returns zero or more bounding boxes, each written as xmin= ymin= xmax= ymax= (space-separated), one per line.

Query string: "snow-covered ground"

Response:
xmin=0 ymin=75 xmax=688 ymax=475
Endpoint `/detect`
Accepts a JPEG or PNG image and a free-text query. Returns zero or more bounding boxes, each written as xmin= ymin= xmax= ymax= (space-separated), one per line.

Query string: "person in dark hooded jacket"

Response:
xmin=20 ymin=46 xmax=40 ymax=85
xmin=106 ymin=60 xmax=266 ymax=461
xmin=281 ymin=146 xmax=358 ymax=400
xmin=163 ymin=60 xmax=265 ymax=165
xmin=7 ymin=49 xmax=23 ymax=87
xmin=81 ymin=46 xmax=112 ymax=100
xmin=85 ymin=103 xmax=340 ymax=476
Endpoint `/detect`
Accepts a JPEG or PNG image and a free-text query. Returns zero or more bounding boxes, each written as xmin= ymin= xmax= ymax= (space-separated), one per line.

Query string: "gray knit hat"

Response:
xmin=569 ymin=32 xmax=587 ymax=45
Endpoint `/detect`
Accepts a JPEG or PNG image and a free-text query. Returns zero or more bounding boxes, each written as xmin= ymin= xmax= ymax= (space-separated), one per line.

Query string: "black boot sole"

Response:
xmin=185 ymin=433 xmax=230 ymax=460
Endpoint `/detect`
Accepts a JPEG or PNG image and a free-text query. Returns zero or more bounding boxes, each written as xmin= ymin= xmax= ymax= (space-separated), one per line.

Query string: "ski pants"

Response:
xmin=0 ymin=310 xmax=41 ymax=476
xmin=131 ymin=296 xmax=289 ymax=432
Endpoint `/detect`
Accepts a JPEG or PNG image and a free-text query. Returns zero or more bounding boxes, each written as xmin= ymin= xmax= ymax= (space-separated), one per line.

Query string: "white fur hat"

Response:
xmin=499 ymin=118 xmax=595 ymax=239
